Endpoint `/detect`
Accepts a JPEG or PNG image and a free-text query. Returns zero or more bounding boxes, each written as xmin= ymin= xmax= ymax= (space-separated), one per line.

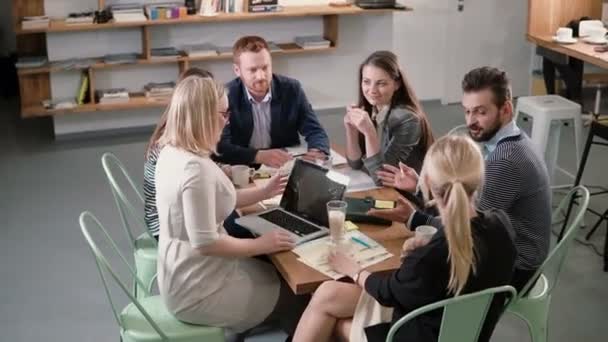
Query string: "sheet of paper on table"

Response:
xmin=335 ymin=168 xmax=380 ymax=193
xmin=284 ymin=145 xmax=348 ymax=166
xmin=292 ymin=231 xmax=392 ymax=280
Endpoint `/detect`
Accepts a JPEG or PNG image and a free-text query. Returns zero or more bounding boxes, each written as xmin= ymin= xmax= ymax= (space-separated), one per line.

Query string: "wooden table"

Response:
xmin=240 ymin=146 xmax=413 ymax=294
xmin=528 ymin=34 xmax=608 ymax=69
xmin=269 ymin=187 xmax=412 ymax=294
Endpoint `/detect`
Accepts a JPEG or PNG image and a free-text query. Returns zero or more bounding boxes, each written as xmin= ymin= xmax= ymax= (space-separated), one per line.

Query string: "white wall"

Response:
xmin=393 ymin=0 xmax=449 ymax=100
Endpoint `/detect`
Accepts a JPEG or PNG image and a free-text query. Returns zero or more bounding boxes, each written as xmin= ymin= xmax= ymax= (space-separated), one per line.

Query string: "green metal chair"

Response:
xmin=102 ymin=152 xmax=158 ymax=299
xmin=79 ymin=211 xmax=225 ymax=342
xmin=386 ymin=285 xmax=517 ymax=342
xmin=506 ymin=185 xmax=590 ymax=342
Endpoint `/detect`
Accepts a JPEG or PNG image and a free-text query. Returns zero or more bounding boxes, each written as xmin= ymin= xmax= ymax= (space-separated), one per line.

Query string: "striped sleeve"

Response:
xmin=478 ymin=158 xmax=520 ymax=212
xmin=143 ymin=147 xmax=160 ymax=236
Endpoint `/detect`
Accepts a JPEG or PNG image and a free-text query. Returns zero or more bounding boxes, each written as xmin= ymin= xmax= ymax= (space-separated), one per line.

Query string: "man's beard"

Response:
xmin=468 ymin=121 xmax=502 ymax=142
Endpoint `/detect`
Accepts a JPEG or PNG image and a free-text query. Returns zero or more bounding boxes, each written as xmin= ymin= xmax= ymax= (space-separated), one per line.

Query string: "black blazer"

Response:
xmin=215 ymin=74 xmax=330 ymax=165
xmin=364 ymin=209 xmax=517 ymax=342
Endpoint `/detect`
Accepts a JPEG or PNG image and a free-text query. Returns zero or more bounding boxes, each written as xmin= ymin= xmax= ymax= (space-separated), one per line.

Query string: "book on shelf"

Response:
xmin=199 ymin=0 xmax=245 ymax=15
xmin=76 ymin=72 xmax=90 ymax=105
xmin=96 ymin=88 xmax=130 ymax=104
xmin=66 ymin=12 xmax=95 ymax=25
xmin=215 ymin=46 xmax=232 ymax=56
xmin=151 ymin=47 xmax=183 ymax=60
xmin=267 ymin=41 xmax=282 ymax=52
xmin=110 ymin=3 xmax=147 ymax=22
xmin=144 ymin=81 xmax=175 ymax=100
xmin=15 ymin=56 xmax=48 ymax=69
xmin=294 ymin=35 xmax=331 ymax=49
xmin=21 ymin=16 xmax=50 ymax=29
xmin=183 ymin=43 xmax=219 ymax=57
xmin=103 ymin=53 xmax=140 ymax=65
xmin=249 ymin=4 xmax=282 ymax=13
xmin=42 ymin=98 xmax=78 ymax=110
xmin=248 ymin=0 xmax=281 ymax=12
xmin=49 ymin=57 xmax=99 ymax=70
xmin=146 ymin=2 xmax=188 ymax=20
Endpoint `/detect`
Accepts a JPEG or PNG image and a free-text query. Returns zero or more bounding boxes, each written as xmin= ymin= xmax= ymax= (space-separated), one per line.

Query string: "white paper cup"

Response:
xmin=231 ymin=165 xmax=252 ymax=187
xmin=415 ymin=225 xmax=437 ymax=242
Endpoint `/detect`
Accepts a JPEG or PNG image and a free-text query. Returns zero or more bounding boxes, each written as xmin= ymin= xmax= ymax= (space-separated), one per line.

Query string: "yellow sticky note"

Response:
xmin=375 ymin=200 xmax=395 ymax=209
xmin=345 ymin=221 xmax=359 ymax=231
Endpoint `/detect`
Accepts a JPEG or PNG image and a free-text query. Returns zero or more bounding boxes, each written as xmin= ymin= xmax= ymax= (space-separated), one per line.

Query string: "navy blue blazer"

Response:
xmin=215 ymin=74 xmax=330 ymax=165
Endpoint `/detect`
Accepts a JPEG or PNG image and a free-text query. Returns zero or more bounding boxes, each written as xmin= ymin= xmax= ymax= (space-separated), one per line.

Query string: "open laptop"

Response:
xmin=236 ymin=159 xmax=348 ymax=244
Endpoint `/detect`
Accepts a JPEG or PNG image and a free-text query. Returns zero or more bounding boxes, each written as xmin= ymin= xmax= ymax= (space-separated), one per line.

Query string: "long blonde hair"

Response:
xmin=157 ymin=76 xmax=226 ymax=156
xmin=419 ymin=135 xmax=485 ymax=295
xmin=145 ymin=68 xmax=214 ymax=158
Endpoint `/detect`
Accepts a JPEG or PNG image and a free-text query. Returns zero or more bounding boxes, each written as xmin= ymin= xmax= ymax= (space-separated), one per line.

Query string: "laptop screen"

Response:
xmin=280 ymin=159 xmax=347 ymax=227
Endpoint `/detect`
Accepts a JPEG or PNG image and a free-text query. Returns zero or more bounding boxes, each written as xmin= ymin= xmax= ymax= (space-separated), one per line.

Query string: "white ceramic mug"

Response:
xmin=231 ymin=165 xmax=253 ymax=187
xmin=556 ymin=27 xmax=573 ymax=41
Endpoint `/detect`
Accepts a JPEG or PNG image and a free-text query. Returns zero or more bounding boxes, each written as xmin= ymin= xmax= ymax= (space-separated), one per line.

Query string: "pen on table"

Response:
xmin=351 ymin=236 xmax=373 ymax=249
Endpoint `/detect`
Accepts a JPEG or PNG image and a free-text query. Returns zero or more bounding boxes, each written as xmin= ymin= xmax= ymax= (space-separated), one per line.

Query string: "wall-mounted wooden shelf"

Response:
xmin=13 ymin=0 xmax=410 ymax=118
xmin=15 ymin=6 xmax=408 ymax=35
xmin=17 ymin=43 xmax=337 ymax=76
xmin=23 ymin=96 xmax=169 ymax=117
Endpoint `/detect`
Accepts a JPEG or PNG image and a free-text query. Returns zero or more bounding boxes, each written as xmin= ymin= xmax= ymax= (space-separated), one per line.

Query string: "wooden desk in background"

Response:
xmin=528 ymin=34 xmax=608 ymax=70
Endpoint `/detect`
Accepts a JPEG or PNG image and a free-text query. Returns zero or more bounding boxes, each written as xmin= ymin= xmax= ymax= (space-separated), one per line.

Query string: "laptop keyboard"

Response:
xmin=259 ymin=210 xmax=322 ymax=237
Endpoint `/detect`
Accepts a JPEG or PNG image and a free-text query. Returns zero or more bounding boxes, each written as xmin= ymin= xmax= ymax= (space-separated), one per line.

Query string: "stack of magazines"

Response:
xmin=104 ymin=53 xmax=140 ymax=65
xmin=110 ymin=3 xmax=147 ymax=22
xmin=15 ymin=56 xmax=48 ymax=68
xmin=294 ymin=35 xmax=331 ymax=49
xmin=151 ymin=47 xmax=183 ymax=60
xmin=183 ymin=43 xmax=218 ymax=58
xmin=96 ymin=88 xmax=130 ymax=104
xmin=21 ymin=16 xmax=50 ymax=29
xmin=144 ymin=82 xmax=175 ymax=101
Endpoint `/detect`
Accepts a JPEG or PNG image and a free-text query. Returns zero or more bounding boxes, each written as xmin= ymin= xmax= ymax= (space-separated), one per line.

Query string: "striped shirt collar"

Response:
xmin=482 ymin=120 xmax=520 ymax=158
xmin=245 ymin=85 xmax=272 ymax=104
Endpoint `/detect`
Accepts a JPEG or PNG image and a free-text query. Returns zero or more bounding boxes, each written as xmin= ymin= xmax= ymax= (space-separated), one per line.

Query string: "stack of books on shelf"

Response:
xmin=48 ymin=58 xmax=99 ymax=70
xmin=15 ymin=56 xmax=48 ymax=69
xmin=144 ymin=82 xmax=175 ymax=101
xmin=96 ymin=88 xmax=130 ymax=104
xmin=110 ymin=3 xmax=147 ymax=22
xmin=42 ymin=98 xmax=78 ymax=110
xmin=21 ymin=16 xmax=50 ymax=29
xmin=151 ymin=47 xmax=183 ymax=60
xmin=294 ymin=35 xmax=331 ymax=49
xmin=66 ymin=12 xmax=95 ymax=25
xmin=146 ymin=2 xmax=188 ymax=19
xmin=104 ymin=53 xmax=140 ymax=65
xmin=248 ymin=0 xmax=281 ymax=13
xmin=200 ymin=0 xmax=245 ymax=15
xmin=183 ymin=43 xmax=219 ymax=58
xmin=268 ymin=41 xmax=282 ymax=52
xmin=216 ymin=46 xmax=233 ymax=56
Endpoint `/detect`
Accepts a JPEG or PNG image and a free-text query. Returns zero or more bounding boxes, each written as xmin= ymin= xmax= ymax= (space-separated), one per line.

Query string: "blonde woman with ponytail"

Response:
xmin=293 ymin=135 xmax=516 ymax=342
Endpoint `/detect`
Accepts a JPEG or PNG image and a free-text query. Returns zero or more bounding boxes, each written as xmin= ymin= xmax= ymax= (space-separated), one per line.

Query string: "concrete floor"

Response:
xmin=0 ymin=96 xmax=606 ymax=342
